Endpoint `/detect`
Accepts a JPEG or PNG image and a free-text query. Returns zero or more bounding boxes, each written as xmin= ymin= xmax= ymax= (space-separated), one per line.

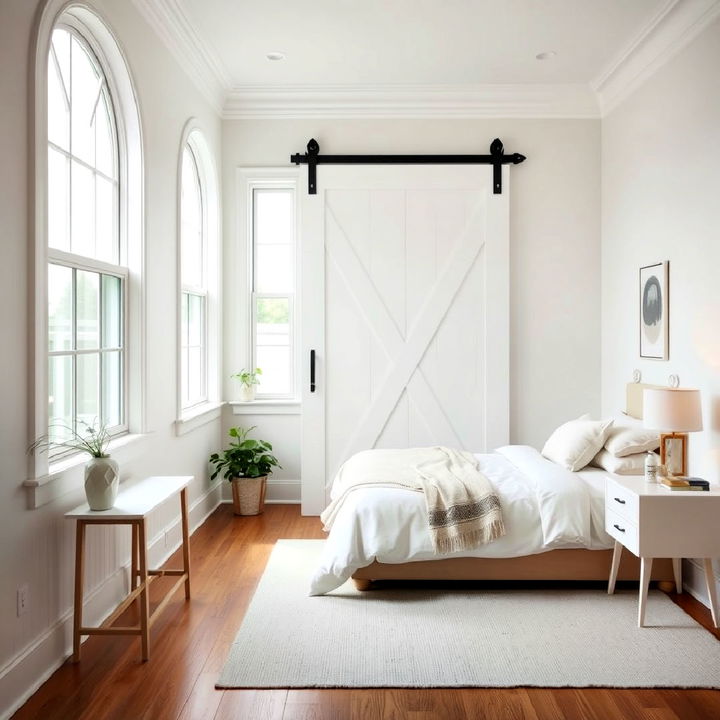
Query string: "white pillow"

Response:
xmin=603 ymin=426 xmax=659 ymax=458
xmin=541 ymin=415 xmax=614 ymax=471
xmin=592 ymin=449 xmax=646 ymax=475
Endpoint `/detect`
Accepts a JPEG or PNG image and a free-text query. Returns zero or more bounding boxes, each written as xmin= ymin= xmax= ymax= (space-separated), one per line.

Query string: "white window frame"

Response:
xmin=27 ymin=2 xmax=145 ymax=507
xmin=175 ymin=122 xmax=222 ymax=433
xmin=234 ymin=170 xmax=300 ymax=404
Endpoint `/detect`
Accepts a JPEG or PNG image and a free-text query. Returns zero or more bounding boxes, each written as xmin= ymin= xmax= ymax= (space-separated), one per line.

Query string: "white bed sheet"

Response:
xmin=310 ymin=445 xmax=614 ymax=595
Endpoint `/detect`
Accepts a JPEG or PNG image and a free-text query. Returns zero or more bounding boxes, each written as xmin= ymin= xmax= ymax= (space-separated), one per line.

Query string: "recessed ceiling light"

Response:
xmin=535 ymin=51 xmax=557 ymax=61
xmin=266 ymin=52 xmax=286 ymax=61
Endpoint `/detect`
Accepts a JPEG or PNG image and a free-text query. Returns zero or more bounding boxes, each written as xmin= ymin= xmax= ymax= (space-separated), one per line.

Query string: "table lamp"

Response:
xmin=643 ymin=388 xmax=703 ymax=477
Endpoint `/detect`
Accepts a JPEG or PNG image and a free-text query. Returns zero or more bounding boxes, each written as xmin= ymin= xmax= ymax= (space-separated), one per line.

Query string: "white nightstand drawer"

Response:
xmin=605 ymin=477 xmax=639 ymax=523
xmin=605 ymin=507 xmax=639 ymax=555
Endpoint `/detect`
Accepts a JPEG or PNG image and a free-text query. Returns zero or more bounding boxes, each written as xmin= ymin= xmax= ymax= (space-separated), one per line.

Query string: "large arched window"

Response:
xmin=30 ymin=3 xmax=143 ymax=489
xmin=47 ymin=25 xmax=124 ymax=444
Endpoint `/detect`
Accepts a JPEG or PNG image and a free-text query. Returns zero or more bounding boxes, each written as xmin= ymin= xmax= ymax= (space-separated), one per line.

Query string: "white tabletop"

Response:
xmin=65 ymin=476 xmax=193 ymax=520
xmin=607 ymin=474 xmax=720 ymax=497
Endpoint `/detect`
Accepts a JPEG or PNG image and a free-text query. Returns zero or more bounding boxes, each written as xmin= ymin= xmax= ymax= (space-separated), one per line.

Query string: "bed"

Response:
xmin=309 ymin=444 xmax=674 ymax=595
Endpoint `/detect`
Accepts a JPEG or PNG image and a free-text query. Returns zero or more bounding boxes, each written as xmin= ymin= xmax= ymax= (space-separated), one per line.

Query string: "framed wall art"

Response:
xmin=639 ymin=261 xmax=669 ymax=360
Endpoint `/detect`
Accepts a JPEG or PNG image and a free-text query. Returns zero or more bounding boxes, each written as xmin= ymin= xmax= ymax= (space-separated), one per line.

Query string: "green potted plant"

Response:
xmin=232 ymin=367 xmax=262 ymax=402
xmin=209 ymin=426 xmax=280 ymax=515
xmin=28 ymin=421 xmax=119 ymax=510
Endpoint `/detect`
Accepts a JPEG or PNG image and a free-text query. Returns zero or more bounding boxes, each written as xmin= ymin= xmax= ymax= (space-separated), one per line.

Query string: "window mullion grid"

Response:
xmin=48 ymin=142 xmax=118 ymax=186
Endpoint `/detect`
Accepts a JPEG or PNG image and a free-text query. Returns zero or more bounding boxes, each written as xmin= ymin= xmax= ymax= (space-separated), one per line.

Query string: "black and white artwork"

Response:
xmin=639 ymin=261 xmax=669 ymax=360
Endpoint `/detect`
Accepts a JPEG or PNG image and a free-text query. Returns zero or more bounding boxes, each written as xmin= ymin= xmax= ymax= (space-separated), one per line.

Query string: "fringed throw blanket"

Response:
xmin=321 ymin=447 xmax=505 ymax=554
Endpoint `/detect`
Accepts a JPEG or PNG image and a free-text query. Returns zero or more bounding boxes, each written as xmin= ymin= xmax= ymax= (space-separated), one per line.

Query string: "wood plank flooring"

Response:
xmin=12 ymin=504 xmax=720 ymax=720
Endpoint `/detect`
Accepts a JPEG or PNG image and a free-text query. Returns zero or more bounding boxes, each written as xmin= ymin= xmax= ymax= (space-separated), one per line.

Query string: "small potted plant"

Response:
xmin=209 ymin=426 xmax=280 ymax=516
xmin=232 ymin=367 xmax=262 ymax=402
xmin=28 ymin=421 xmax=119 ymax=510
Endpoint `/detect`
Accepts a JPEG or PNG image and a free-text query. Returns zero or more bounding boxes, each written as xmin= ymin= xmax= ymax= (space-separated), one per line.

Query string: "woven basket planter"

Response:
xmin=231 ymin=475 xmax=267 ymax=516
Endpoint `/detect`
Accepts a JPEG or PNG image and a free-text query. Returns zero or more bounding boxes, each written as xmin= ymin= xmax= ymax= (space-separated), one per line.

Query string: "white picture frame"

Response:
xmin=639 ymin=261 xmax=669 ymax=360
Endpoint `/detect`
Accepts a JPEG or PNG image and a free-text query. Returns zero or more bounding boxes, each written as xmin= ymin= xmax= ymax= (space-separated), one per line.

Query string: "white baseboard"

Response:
xmin=683 ymin=557 xmax=719 ymax=611
xmin=0 ymin=481 xmax=223 ymax=720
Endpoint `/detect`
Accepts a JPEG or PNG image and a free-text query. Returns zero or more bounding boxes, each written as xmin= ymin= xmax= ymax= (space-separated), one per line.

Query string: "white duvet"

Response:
xmin=310 ymin=445 xmax=613 ymax=595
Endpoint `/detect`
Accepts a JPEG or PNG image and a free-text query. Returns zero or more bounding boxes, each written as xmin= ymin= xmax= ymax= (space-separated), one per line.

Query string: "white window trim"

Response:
xmin=29 ymin=2 xmax=145 ymax=503
xmin=175 ymin=120 xmax=221 ymax=432
xmin=234 ymin=168 xmax=300 ymax=405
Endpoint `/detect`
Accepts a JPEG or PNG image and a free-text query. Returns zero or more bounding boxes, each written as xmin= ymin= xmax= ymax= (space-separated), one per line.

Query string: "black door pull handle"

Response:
xmin=310 ymin=349 xmax=316 ymax=393
xmin=613 ymin=524 xmax=625 ymax=533
xmin=614 ymin=497 xmax=626 ymax=504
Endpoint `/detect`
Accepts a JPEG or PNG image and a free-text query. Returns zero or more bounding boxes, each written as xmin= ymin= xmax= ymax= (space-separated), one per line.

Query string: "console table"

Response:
xmin=66 ymin=476 xmax=193 ymax=661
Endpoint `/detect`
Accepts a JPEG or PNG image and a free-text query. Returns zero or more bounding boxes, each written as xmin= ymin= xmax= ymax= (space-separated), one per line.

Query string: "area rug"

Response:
xmin=217 ymin=540 xmax=720 ymax=688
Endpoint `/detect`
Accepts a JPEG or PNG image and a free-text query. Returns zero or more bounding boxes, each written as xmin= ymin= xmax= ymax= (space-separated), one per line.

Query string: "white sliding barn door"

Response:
xmin=301 ymin=165 xmax=509 ymax=515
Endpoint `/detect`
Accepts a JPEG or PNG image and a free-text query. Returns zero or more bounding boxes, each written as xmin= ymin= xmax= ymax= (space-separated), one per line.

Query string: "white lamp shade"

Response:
xmin=643 ymin=388 xmax=703 ymax=432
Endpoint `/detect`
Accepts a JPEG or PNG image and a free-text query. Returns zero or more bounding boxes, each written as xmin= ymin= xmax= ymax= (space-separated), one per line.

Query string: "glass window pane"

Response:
xmin=71 ymin=160 xmax=95 ymax=257
xmin=256 ymin=297 xmax=289 ymax=325
xmin=95 ymin=91 xmax=115 ymax=178
xmin=101 ymin=274 xmax=121 ymax=348
xmin=51 ymin=30 xmax=71 ymax=102
xmin=48 ymin=147 xmax=70 ymax=251
xmin=76 ymin=352 xmax=99 ymax=427
xmin=188 ymin=294 xmax=204 ymax=347
xmin=187 ymin=347 xmax=203 ymax=405
xmin=181 ymin=147 xmax=203 ymax=288
xmin=76 ymin=270 xmax=99 ymax=350
xmin=255 ymin=190 xmax=293 ymax=245
xmin=71 ymin=35 xmax=100 ymax=167
xmin=49 ymin=354 xmax=73 ymax=440
xmin=181 ymin=292 xmax=189 ymax=347
xmin=255 ymin=244 xmax=293 ymax=293
xmin=48 ymin=264 xmax=73 ymax=351
xmin=255 ymin=346 xmax=291 ymax=395
xmin=102 ymin=350 xmax=121 ymax=427
xmin=48 ymin=46 xmax=70 ymax=151
xmin=181 ymin=348 xmax=189 ymax=408
xmin=96 ymin=175 xmax=116 ymax=263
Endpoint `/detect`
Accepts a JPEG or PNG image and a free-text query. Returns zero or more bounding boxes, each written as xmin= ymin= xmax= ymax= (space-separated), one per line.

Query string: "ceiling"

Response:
xmin=133 ymin=0 xmax=720 ymax=117
xmin=181 ymin=0 xmax=663 ymax=86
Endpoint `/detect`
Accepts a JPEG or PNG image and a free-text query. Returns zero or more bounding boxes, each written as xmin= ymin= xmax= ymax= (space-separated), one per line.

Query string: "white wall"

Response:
xmin=222 ymin=117 xmax=602 ymax=499
xmin=0 ymin=1 xmax=223 ymax=716
xmin=601 ymin=18 xmax=720 ymax=605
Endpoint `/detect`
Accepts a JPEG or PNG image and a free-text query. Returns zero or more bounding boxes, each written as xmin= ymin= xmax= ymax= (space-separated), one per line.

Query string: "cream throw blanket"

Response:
xmin=321 ymin=447 xmax=505 ymax=554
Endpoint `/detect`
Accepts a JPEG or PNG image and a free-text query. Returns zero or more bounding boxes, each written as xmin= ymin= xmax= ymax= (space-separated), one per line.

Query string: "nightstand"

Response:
xmin=605 ymin=475 xmax=720 ymax=628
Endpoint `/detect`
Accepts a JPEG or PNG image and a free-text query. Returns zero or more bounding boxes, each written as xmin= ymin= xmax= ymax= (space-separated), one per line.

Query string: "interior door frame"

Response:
xmin=300 ymin=165 xmax=510 ymax=515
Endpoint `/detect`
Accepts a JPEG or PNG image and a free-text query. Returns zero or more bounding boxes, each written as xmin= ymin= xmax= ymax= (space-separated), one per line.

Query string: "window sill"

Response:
xmin=175 ymin=401 xmax=225 ymax=436
xmin=229 ymin=400 xmax=301 ymax=415
xmin=23 ymin=432 xmax=153 ymax=509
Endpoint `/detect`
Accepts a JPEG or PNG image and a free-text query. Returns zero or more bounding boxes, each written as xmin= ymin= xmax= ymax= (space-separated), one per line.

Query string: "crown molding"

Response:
xmin=222 ymin=83 xmax=601 ymax=120
xmin=592 ymin=0 xmax=720 ymax=115
xmin=132 ymin=0 xmax=720 ymax=121
xmin=131 ymin=0 xmax=231 ymax=114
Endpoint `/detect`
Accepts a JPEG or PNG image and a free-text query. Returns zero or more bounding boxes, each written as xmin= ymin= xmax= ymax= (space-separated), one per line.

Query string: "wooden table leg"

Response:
xmin=72 ymin=520 xmax=86 ymax=663
xmin=703 ymin=558 xmax=719 ymax=628
xmin=672 ymin=558 xmax=682 ymax=594
xmin=138 ymin=519 xmax=150 ymax=661
xmin=608 ymin=541 xmax=622 ymax=595
xmin=131 ymin=522 xmax=138 ymax=591
xmin=638 ymin=557 xmax=653 ymax=627
xmin=180 ymin=488 xmax=191 ymax=600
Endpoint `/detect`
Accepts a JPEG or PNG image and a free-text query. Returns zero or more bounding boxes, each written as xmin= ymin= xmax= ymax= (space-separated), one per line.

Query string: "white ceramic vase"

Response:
xmin=240 ymin=385 xmax=256 ymax=402
xmin=84 ymin=456 xmax=120 ymax=510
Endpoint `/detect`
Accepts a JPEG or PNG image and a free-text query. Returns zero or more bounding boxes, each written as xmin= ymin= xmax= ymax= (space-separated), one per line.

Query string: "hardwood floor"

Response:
xmin=12 ymin=504 xmax=720 ymax=720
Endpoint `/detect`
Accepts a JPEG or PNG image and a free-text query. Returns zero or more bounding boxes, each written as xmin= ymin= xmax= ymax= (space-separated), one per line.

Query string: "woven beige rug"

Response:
xmin=217 ymin=540 xmax=720 ymax=688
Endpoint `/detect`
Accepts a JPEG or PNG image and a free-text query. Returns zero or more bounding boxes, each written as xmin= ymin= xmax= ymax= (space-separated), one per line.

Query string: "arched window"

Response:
xmin=177 ymin=126 xmax=220 ymax=422
xmin=47 ymin=26 xmax=124 ymax=445
xmin=31 ymin=3 xmax=143 ymax=486
xmin=180 ymin=142 xmax=206 ymax=408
